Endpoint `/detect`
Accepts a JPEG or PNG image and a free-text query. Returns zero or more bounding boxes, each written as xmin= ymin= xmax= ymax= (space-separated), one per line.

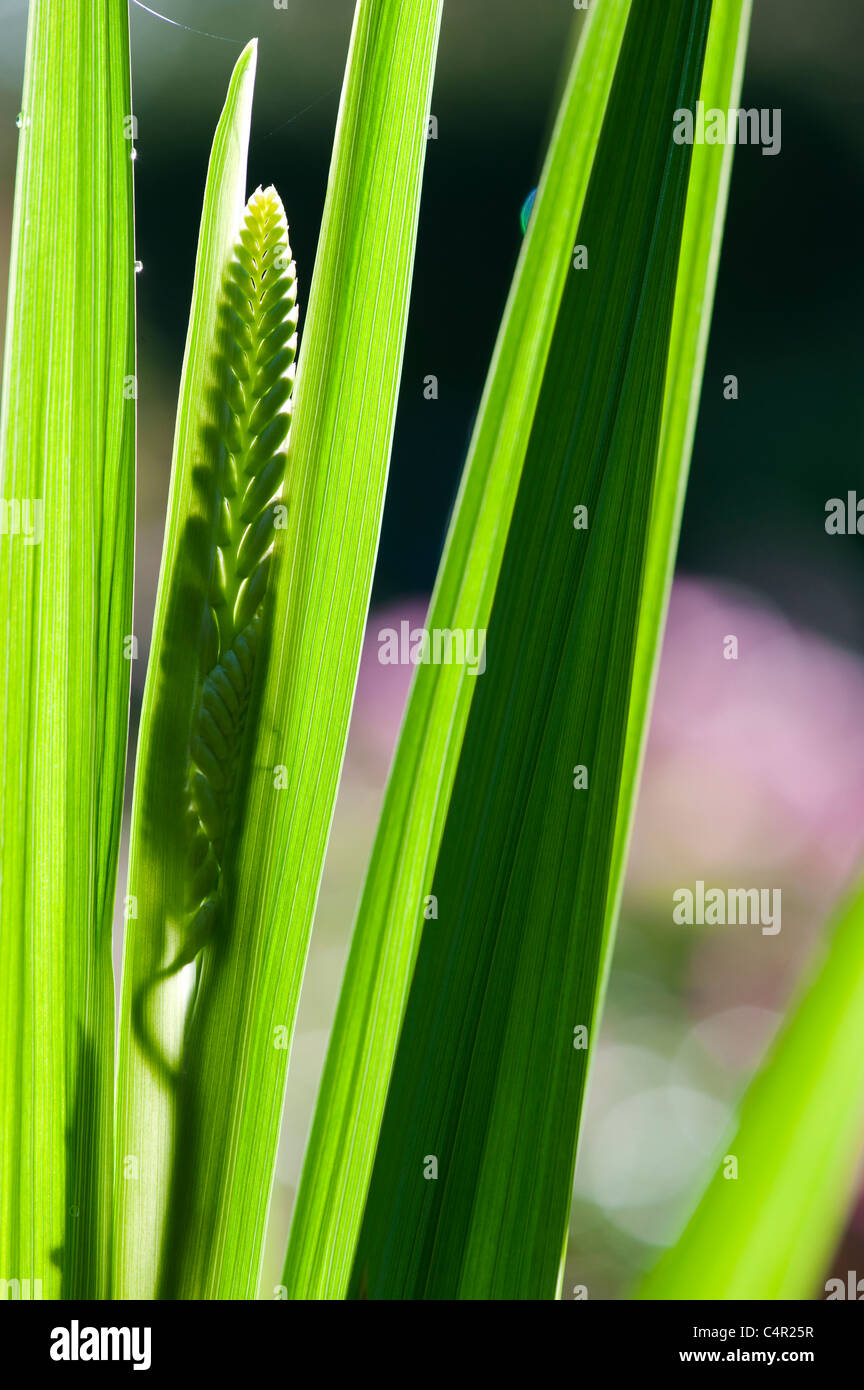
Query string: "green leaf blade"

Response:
xmin=113 ymin=39 xmax=258 ymax=1301
xmin=0 ymin=0 xmax=135 ymax=1299
xmin=606 ymin=0 xmax=753 ymax=952
xmin=637 ymin=877 xmax=864 ymax=1300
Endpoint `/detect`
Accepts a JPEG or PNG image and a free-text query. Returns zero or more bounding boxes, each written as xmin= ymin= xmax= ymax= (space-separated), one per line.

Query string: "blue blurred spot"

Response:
xmin=520 ymin=187 xmax=537 ymax=235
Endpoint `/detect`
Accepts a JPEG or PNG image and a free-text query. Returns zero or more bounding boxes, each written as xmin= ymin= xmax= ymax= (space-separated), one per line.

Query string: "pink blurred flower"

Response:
xmin=627 ymin=576 xmax=864 ymax=910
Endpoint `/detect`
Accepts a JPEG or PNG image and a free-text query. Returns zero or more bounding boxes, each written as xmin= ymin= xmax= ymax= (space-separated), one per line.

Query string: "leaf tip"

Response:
xmin=234 ymin=38 xmax=259 ymax=87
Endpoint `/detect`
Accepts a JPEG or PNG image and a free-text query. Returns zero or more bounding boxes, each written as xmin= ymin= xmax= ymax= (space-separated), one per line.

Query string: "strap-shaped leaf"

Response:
xmin=607 ymin=0 xmax=753 ymax=935
xmin=0 ymin=0 xmax=135 ymax=1299
xmin=637 ymin=872 xmax=864 ymax=1300
xmin=114 ymin=41 xmax=259 ymax=1299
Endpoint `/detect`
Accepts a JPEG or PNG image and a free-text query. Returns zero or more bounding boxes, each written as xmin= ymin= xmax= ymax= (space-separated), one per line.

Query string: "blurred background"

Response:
xmin=2 ymin=0 xmax=864 ymax=1298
